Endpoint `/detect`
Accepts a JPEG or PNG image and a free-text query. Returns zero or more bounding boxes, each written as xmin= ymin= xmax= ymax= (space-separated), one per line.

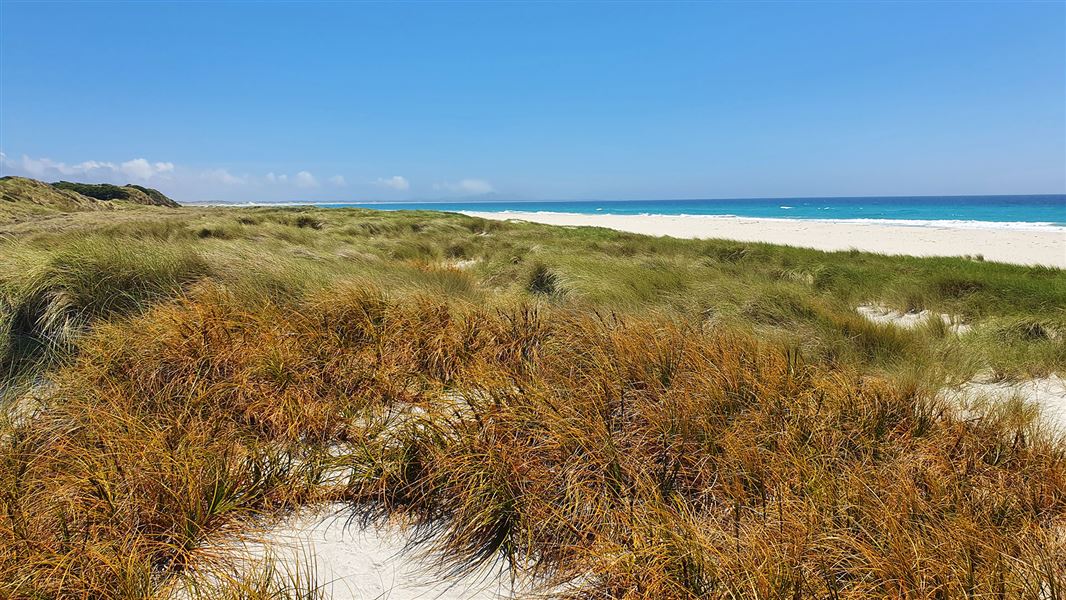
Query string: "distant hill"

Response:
xmin=0 ymin=176 xmax=179 ymax=224
xmin=51 ymin=181 xmax=180 ymax=207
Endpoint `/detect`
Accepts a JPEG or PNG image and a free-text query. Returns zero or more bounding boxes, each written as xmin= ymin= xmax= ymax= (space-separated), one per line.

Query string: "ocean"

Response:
xmin=309 ymin=195 xmax=1066 ymax=229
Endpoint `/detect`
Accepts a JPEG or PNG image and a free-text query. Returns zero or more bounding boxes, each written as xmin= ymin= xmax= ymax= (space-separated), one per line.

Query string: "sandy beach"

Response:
xmin=464 ymin=212 xmax=1066 ymax=268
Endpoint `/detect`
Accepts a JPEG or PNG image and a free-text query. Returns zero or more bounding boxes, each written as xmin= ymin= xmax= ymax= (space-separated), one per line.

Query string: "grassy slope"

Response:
xmin=1 ymin=204 xmax=1064 ymax=598
xmin=0 ymin=176 xmax=116 ymax=224
xmin=0 ymin=177 xmax=180 ymax=226
xmin=51 ymin=181 xmax=181 ymax=207
xmin=3 ymin=205 xmax=1062 ymax=381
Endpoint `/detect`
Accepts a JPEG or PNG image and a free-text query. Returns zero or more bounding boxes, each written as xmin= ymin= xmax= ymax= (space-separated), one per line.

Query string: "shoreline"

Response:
xmin=463 ymin=210 xmax=1065 ymax=231
xmin=462 ymin=211 xmax=1066 ymax=268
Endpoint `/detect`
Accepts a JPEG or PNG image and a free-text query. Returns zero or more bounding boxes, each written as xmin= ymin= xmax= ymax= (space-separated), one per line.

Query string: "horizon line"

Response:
xmin=184 ymin=192 xmax=1066 ymax=206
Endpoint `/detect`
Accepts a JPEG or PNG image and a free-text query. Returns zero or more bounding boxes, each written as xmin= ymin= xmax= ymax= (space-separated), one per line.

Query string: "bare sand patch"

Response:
xmin=943 ymin=375 xmax=1066 ymax=433
xmin=855 ymin=303 xmax=971 ymax=334
xmin=183 ymin=504 xmax=522 ymax=600
xmin=451 ymin=258 xmax=479 ymax=269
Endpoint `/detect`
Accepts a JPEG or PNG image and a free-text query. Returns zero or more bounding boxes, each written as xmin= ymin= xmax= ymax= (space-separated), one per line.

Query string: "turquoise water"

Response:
xmin=314 ymin=195 xmax=1066 ymax=228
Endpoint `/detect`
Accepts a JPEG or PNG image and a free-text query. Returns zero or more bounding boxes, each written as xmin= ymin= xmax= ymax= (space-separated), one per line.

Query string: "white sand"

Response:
xmin=464 ymin=212 xmax=1066 ymax=268
xmin=188 ymin=504 xmax=521 ymax=600
xmin=944 ymin=375 xmax=1066 ymax=433
xmin=178 ymin=403 xmax=536 ymax=599
xmin=856 ymin=304 xmax=971 ymax=334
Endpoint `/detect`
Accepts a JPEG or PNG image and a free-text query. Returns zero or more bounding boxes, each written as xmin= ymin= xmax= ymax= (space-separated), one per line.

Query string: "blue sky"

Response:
xmin=1 ymin=1 xmax=1063 ymax=203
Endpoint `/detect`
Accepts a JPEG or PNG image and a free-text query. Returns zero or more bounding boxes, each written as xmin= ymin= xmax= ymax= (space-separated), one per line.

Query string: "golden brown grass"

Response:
xmin=2 ymin=282 xmax=1062 ymax=598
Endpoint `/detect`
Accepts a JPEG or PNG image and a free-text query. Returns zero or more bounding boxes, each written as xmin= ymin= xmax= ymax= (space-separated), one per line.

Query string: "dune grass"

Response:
xmin=2 ymin=205 xmax=1062 ymax=380
xmin=2 ymin=284 xmax=1063 ymax=598
xmin=1 ymin=236 xmax=211 ymax=372
xmin=0 ymin=205 xmax=1064 ymax=598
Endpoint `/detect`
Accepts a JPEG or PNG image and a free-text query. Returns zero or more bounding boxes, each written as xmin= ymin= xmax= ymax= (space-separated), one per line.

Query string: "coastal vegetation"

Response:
xmin=0 ymin=176 xmax=179 ymax=224
xmin=0 ymin=182 xmax=1063 ymax=598
xmin=50 ymin=181 xmax=180 ymax=207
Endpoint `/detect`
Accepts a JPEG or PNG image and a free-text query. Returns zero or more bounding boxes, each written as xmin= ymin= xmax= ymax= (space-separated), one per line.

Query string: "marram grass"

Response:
xmin=1 ymin=284 xmax=1063 ymax=598
xmin=1 ymin=205 xmax=1064 ymax=598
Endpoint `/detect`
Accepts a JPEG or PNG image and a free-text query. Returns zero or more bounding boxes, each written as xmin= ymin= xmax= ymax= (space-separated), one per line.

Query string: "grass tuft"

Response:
xmin=527 ymin=263 xmax=563 ymax=296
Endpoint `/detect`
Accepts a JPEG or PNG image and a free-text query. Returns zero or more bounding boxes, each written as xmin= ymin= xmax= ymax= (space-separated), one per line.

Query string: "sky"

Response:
xmin=1 ymin=1 xmax=1064 ymax=203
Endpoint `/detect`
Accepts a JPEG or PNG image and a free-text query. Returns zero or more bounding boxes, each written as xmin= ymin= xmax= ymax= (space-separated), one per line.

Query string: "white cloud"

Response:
xmin=263 ymin=171 xmax=320 ymax=188
xmin=3 ymin=154 xmax=81 ymax=177
xmin=295 ymin=171 xmax=319 ymax=188
xmin=203 ymin=168 xmax=247 ymax=185
xmin=375 ymin=175 xmax=410 ymax=191
xmin=121 ymin=159 xmax=154 ymax=179
xmin=328 ymin=175 xmax=347 ymax=186
xmin=71 ymin=160 xmax=116 ymax=172
xmin=13 ymin=155 xmax=54 ymax=177
xmin=0 ymin=153 xmax=174 ymax=181
xmin=121 ymin=158 xmax=174 ymax=180
xmin=435 ymin=178 xmax=494 ymax=195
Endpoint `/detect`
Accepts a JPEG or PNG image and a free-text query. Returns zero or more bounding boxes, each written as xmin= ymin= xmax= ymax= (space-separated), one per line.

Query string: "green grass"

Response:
xmin=1 ymin=235 xmax=211 ymax=372
xmin=2 ymin=203 xmax=1062 ymax=382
